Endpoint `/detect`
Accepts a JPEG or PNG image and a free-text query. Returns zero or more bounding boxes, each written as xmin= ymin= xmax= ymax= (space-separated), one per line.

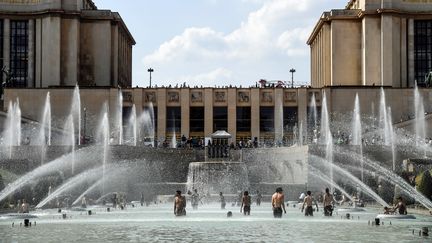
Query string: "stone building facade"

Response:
xmin=0 ymin=0 xmax=135 ymax=88
xmin=4 ymin=86 xmax=432 ymax=145
xmin=308 ymin=0 xmax=432 ymax=88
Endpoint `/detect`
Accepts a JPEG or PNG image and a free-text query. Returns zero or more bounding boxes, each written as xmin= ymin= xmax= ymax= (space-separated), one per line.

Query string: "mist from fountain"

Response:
xmin=320 ymin=92 xmax=334 ymax=192
xmin=117 ymin=90 xmax=123 ymax=145
xmin=335 ymin=149 xmax=432 ymax=209
xmin=387 ymin=108 xmax=396 ymax=170
xmin=275 ymin=100 xmax=284 ymax=143
xmin=299 ymin=122 xmax=303 ymax=146
xmin=71 ymin=85 xmax=81 ymax=145
xmin=63 ymin=115 xmax=76 ymax=174
xmin=414 ymin=84 xmax=426 ymax=157
xmin=36 ymin=166 xmax=103 ymax=208
xmin=352 ymin=93 xmax=364 ymax=182
xmin=311 ymin=155 xmax=389 ymax=206
xmin=309 ymin=167 xmax=355 ymax=202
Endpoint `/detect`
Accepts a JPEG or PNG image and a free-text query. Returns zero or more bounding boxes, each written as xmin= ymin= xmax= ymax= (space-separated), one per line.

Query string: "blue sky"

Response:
xmin=95 ymin=0 xmax=346 ymax=87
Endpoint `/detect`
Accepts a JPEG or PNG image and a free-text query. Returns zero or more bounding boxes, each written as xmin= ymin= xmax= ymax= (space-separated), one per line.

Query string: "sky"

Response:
xmin=95 ymin=0 xmax=347 ymax=88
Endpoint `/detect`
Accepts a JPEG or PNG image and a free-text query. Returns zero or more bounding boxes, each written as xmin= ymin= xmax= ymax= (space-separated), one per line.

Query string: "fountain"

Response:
xmin=128 ymin=104 xmax=137 ymax=146
xmin=71 ymin=85 xmax=81 ymax=145
xmin=63 ymin=115 xmax=76 ymax=174
xmin=98 ymin=103 xmax=110 ymax=195
xmin=414 ymin=84 xmax=426 ymax=157
xmin=117 ymin=90 xmax=123 ymax=145
xmin=320 ymin=92 xmax=334 ymax=192
xmin=140 ymin=103 xmax=155 ymax=147
xmin=3 ymin=99 xmax=21 ymax=158
xmin=352 ymin=93 xmax=363 ymax=182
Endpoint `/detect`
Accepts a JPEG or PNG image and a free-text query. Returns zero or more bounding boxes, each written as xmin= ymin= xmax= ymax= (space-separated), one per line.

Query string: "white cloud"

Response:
xmin=142 ymin=0 xmax=345 ymax=86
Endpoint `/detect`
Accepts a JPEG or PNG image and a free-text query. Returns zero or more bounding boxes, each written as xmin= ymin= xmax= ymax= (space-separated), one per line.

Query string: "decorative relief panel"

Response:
xmin=144 ymin=92 xmax=156 ymax=103
xmin=238 ymin=91 xmax=250 ymax=103
xmin=308 ymin=91 xmax=321 ymax=103
xmin=215 ymin=91 xmax=226 ymax=103
xmin=284 ymin=91 xmax=297 ymax=103
xmin=191 ymin=91 xmax=203 ymax=103
xmin=261 ymin=92 xmax=273 ymax=103
xmin=122 ymin=91 xmax=133 ymax=102
xmin=167 ymin=92 xmax=180 ymax=103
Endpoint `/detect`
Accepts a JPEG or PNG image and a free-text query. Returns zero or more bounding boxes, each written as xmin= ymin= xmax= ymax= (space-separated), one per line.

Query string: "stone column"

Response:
xmin=400 ymin=18 xmax=407 ymax=88
xmin=180 ymin=89 xmax=190 ymax=138
xmin=274 ymin=88 xmax=283 ymax=142
xmin=381 ymin=14 xmax=393 ymax=86
xmin=251 ymin=88 xmax=260 ymax=140
xmin=41 ymin=16 xmax=61 ymax=87
xmin=204 ymin=88 xmax=213 ymax=137
xmin=362 ymin=16 xmax=381 ymax=86
xmin=3 ymin=19 xmax=10 ymax=83
xmin=227 ymin=89 xmax=237 ymax=143
xmin=157 ymin=89 xmax=166 ymax=143
xmin=35 ymin=18 xmax=42 ymax=88
xmin=28 ymin=19 xmax=35 ymax=88
xmin=407 ymin=18 xmax=415 ymax=87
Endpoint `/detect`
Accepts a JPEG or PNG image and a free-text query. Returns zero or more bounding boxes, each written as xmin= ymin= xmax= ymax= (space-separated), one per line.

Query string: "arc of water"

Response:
xmin=335 ymin=150 xmax=432 ymax=210
xmin=130 ymin=104 xmax=137 ymax=146
xmin=309 ymin=167 xmax=355 ymax=202
xmin=0 ymin=146 xmax=101 ymax=203
xmin=36 ymin=166 xmax=103 ymax=208
xmin=311 ymin=155 xmax=389 ymax=207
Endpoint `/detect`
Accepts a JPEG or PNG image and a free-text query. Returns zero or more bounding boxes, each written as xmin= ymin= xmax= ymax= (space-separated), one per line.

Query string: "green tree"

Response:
xmin=416 ymin=170 xmax=432 ymax=199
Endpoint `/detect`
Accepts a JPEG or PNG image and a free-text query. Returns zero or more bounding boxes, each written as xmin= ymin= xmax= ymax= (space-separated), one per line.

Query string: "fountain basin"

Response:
xmin=337 ymin=208 xmax=366 ymax=213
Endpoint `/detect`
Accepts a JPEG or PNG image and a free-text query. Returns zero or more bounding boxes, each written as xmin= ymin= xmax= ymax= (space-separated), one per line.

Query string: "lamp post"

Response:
xmin=289 ymin=68 xmax=296 ymax=88
xmin=148 ymin=68 xmax=154 ymax=88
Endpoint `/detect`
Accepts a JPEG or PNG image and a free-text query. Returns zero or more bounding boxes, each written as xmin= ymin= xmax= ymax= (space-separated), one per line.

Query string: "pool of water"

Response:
xmin=0 ymin=203 xmax=431 ymax=242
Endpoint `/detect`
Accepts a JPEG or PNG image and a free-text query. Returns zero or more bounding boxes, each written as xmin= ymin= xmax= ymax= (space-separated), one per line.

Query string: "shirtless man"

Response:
xmin=271 ymin=187 xmax=286 ymax=218
xmin=240 ymin=191 xmax=251 ymax=216
xmin=323 ymin=188 xmax=334 ymax=216
xmin=174 ymin=190 xmax=186 ymax=216
xmin=301 ymin=191 xmax=319 ymax=216
xmin=393 ymin=196 xmax=407 ymax=215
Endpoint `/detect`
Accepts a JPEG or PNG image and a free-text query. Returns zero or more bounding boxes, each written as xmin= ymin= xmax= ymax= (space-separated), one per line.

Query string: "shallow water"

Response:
xmin=0 ymin=203 xmax=431 ymax=243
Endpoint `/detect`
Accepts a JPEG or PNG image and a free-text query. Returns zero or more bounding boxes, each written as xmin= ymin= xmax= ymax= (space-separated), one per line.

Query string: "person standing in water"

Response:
xmin=271 ymin=187 xmax=286 ymax=218
xmin=240 ymin=191 xmax=251 ymax=216
xmin=323 ymin=188 xmax=334 ymax=216
xmin=191 ymin=189 xmax=200 ymax=210
xmin=174 ymin=191 xmax=186 ymax=216
xmin=393 ymin=196 xmax=407 ymax=215
xmin=219 ymin=192 xmax=226 ymax=209
xmin=256 ymin=191 xmax=262 ymax=206
xmin=301 ymin=191 xmax=319 ymax=216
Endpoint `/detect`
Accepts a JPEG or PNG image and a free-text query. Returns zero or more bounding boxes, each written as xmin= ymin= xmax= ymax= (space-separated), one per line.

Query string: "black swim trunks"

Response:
xmin=305 ymin=206 xmax=313 ymax=216
xmin=273 ymin=207 xmax=283 ymax=218
xmin=243 ymin=206 xmax=251 ymax=215
xmin=324 ymin=205 xmax=333 ymax=216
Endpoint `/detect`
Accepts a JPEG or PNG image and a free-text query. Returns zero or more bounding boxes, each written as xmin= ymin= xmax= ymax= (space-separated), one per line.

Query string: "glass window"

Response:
xmin=284 ymin=107 xmax=298 ymax=133
xmin=236 ymin=107 xmax=251 ymax=132
xmin=260 ymin=107 xmax=274 ymax=132
xmin=10 ymin=20 xmax=29 ymax=87
xmin=166 ymin=107 xmax=181 ymax=133
xmin=414 ymin=20 xmax=432 ymax=84
xmin=213 ymin=107 xmax=227 ymax=132
xmin=190 ymin=107 xmax=204 ymax=133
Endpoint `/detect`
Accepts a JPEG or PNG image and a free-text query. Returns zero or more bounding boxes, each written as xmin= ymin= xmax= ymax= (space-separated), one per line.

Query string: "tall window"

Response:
xmin=166 ymin=107 xmax=181 ymax=133
xmin=414 ymin=20 xmax=432 ymax=84
xmin=260 ymin=107 xmax=274 ymax=133
xmin=236 ymin=107 xmax=251 ymax=132
xmin=190 ymin=107 xmax=204 ymax=133
xmin=10 ymin=20 xmax=29 ymax=87
xmin=0 ymin=20 xmax=3 ymax=84
xmin=213 ymin=107 xmax=227 ymax=132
